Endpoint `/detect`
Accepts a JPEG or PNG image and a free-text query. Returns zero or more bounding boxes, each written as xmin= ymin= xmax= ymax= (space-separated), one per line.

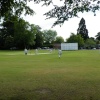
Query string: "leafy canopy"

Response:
xmin=0 ymin=0 xmax=34 ymax=19
xmin=67 ymin=33 xmax=84 ymax=48
xmin=43 ymin=30 xmax=57 ymax=43
xmin=1 ymin=0 xmax=100 ymax=26
xmin=34 ymin=0 xmax=100 ymax=26
xmin=55 ymin=36 xmax=64 ymax=43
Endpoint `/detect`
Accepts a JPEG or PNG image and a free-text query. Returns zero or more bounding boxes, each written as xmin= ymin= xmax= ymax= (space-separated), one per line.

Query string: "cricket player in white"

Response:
xmin=24 ymin=48 xmax=28 ymax=55
xmin=58 ymin=49 xmax=62 ymax=58
xmin=35 ymin=49 xmax=38 ymax=55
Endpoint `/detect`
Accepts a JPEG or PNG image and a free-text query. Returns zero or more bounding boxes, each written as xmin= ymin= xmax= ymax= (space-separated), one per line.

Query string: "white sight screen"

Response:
xmin=61 ymin=43 xmax=78 ymax=50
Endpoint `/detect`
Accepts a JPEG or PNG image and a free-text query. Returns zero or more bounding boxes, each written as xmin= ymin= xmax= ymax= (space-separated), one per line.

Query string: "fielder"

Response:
xmin=24 ymin=48 xmax=28 ymax=55
xmin=58 ymin=49 xmax=62 ymax=58
xmin=35 ymin=49 xmax=38 ymax=55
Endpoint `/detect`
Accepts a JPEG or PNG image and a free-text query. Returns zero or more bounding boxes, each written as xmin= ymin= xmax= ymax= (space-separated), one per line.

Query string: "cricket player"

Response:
xmin=24 ymin=48 xmax=28 ymax=55
xmin=35 ymin=49 xmax=38 ymax=55
xmin=58 ymin=49 xmax=62 ymax=58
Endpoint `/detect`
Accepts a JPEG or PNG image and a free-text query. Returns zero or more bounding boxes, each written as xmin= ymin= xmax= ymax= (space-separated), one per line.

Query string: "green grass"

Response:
xmin=0 ymin=50 xmax=100 ymax=100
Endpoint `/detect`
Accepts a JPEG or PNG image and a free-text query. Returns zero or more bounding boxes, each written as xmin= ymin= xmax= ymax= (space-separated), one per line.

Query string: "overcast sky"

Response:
xmin=23 ymin=1 xmax=100 ymax=40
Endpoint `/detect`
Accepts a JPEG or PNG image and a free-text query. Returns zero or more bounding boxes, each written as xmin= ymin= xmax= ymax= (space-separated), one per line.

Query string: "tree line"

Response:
xmin=0 ymin=15 xmax=65 ymax=49
xmin=0 ymin=16 xmax=100 ymax=50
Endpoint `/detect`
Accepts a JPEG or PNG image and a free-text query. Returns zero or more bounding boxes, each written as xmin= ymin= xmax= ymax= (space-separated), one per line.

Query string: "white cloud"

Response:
xmin=23 ymin=1 xmax=100 ymax=40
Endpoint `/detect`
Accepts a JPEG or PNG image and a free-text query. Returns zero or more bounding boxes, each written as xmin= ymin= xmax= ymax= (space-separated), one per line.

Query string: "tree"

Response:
xmin=1 ymin=15 xmax=18 ymax=37
xmin=0 ymin=15 xmax=36 ymax=49
xmin=1 ymin=0 xmax=100 ymax=26
xmin=77 ymin=18 xmax=89 ymax=40
xmin=0 ymin=15 xmax=18 ymax=49
xmin=34 ymin=0 xmax=100 ymax=26
xmin=55 ymin=36 xmax=64 ymax=43
xmin=0 ymin=28 xmax=5 ymax=49
xmin=4 ymin=35 xmax=14 ymax=49
xmin=0 ymin=0 xmax=34 ymax=19
xmin=67 ymin=33 xmax=84 ymax=48
xmin=43 ymin=30 xmax=57 ymax=44
xmin=95 ymin=32 xmax=100 ymax=40
xmin=84 ymin=38 xmax=96 ymax=49
xmin=14 ymin=19 xmax=35 ymax=49
xmin=32 ymin=25 xmax=44 ymax=48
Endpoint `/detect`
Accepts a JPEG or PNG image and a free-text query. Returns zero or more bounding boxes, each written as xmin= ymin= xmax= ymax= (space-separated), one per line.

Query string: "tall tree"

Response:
xmin=14 ymin=19 xmax=35 ymax=49
xmin=0 ymin=15 xmax=17 ymax=49
xmin=77 ymin=18 xmax=89 ymax=40
xmin=0 ymin=16 xmax=36 ymax=49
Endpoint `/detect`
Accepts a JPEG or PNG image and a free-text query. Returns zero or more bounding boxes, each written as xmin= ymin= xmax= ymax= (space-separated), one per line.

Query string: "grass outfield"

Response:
xmin=0 ymin=50 xmax=100 ymax=100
